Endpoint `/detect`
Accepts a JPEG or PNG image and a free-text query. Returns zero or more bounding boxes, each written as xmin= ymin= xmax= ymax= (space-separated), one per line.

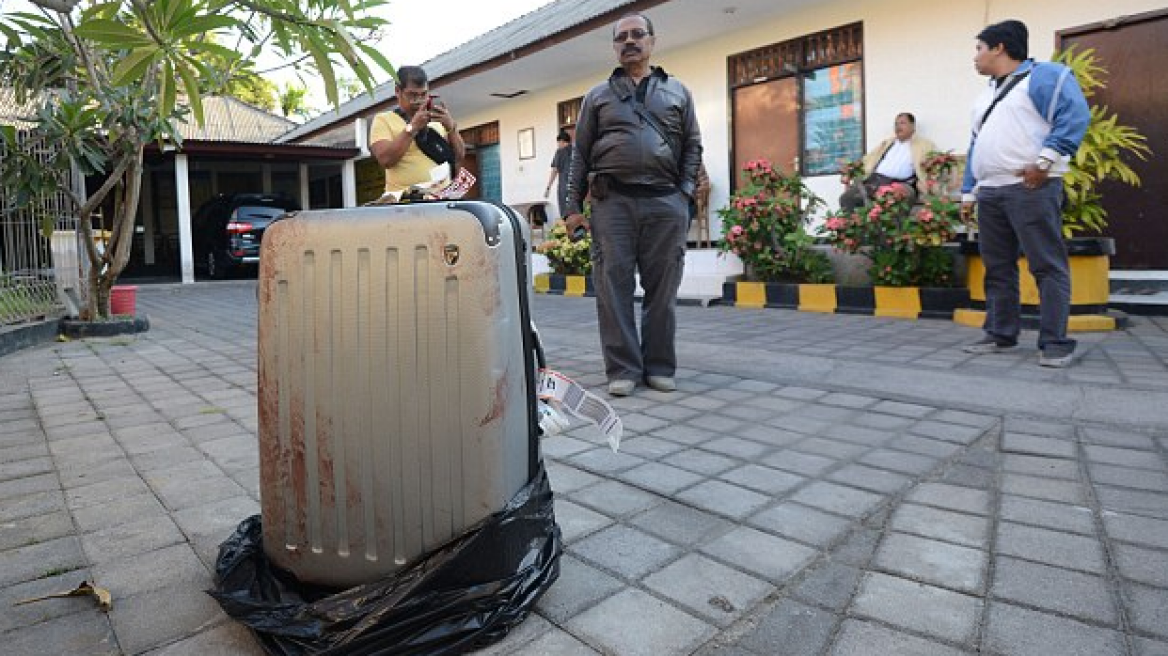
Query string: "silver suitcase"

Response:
xmin=257 ymin=201 xmax=540 ymax=588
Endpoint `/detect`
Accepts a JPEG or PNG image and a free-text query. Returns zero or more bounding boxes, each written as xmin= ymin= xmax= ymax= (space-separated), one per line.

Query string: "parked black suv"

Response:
xmin=193 ymin=193 xmax=300 ymax=279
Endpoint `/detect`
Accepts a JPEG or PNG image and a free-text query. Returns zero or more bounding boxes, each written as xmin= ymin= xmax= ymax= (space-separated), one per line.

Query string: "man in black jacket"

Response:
xmin=563 ymin=12 xmax=703 ymax=397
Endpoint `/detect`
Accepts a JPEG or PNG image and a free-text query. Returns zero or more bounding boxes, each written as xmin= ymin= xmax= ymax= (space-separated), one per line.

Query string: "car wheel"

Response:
xmin=207 ymin=252 xmax=225 ymax=279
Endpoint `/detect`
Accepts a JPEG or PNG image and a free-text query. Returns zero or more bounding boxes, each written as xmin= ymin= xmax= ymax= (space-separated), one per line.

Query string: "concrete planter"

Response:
xmin=723 ymin=281 xmax=969 ymax=320
xmin=59 ymin=315 xmax=150 ymax=338
xmin=955 ymin=237 xmax=1122 ymax=331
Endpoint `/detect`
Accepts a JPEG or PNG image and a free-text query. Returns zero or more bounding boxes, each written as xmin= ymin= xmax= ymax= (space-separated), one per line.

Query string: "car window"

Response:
xmin=233 ymin=206 xmax=294 ymax=220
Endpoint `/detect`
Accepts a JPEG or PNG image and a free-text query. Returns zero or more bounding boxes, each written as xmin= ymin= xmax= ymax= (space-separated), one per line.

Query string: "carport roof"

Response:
xmin=178 ymin=95 xmax=297 ymax=143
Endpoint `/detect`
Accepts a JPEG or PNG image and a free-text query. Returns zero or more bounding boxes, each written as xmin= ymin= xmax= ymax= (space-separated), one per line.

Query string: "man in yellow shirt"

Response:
xmin=369 ymin=66 xmax=466 ymax=196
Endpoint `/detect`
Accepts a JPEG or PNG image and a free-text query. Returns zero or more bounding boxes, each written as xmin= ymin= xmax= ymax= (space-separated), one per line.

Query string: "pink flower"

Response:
xmin=868 ymin=206 xmax=882 ymax=220
xmin=731 ymin=225 xmax=744 ymax=236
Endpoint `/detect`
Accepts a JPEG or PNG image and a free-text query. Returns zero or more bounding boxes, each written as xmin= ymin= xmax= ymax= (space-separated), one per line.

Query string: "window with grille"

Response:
xmin=557 ymin=97 xmax=583 ymax=130
xmin=728 ymin=23 xmax=864 ymax=178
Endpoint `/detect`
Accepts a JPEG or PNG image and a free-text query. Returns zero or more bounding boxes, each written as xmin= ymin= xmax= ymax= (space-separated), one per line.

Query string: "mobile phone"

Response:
xmin=426 ymin=95 xmax=439 ymax=111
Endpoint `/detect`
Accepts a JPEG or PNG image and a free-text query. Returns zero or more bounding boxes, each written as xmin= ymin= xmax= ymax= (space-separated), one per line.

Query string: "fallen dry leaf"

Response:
xmin=14 ymin=580 xmax=112 ymax=612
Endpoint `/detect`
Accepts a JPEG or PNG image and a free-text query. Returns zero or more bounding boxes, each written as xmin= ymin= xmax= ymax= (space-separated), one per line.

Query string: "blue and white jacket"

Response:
xmin=961 ymin=59 xmax=1091 ymax=199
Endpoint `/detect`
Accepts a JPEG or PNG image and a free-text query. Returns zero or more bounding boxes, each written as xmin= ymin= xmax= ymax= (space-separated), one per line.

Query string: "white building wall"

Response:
xmin=458 ymin=0 xmax=1163 ymax=237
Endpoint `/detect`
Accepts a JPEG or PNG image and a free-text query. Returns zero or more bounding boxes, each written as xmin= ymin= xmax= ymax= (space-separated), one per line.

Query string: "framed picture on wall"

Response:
xmin=518 ymin=127 xmax=535 ymax=160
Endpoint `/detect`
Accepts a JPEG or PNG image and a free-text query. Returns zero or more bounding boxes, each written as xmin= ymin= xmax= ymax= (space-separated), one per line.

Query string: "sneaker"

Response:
xmin=1039 ymin=348 xmax=1075 ymax=368
xmin=645 ymin=376 xmax=677 ymax=392
xmin=607 ymin=379 xmax=635 ymax=397
xmin=963 ymin=336 xmax=1018 ymax=354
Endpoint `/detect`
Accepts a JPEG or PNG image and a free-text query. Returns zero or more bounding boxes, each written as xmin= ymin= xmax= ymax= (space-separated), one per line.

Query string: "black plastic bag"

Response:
xmin=208 ymin=464 xmax=562 ymax=656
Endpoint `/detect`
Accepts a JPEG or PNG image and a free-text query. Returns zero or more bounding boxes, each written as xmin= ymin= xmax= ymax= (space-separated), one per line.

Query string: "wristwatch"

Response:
xmin=404 ymin=123 xmax=414 ymax=134
xmin=1036 ymin=157 xmax=1053 ymax=172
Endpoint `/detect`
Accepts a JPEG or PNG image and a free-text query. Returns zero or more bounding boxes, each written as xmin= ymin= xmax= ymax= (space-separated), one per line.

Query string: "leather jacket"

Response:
xmin=565 ymin=66 xmax=703 ymax=215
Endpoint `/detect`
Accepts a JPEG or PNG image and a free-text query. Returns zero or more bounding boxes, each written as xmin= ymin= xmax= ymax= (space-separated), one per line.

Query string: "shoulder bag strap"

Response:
xmin=630 ymin=101 xmax=682 ymax=170
xmin=975 ymin=69 xmax=1031 ymax=134
xmin=392 ymin=107 xmax=455 ymax=168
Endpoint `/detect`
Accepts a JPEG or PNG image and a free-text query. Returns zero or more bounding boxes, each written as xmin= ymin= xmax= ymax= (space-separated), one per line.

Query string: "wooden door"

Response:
xmin=1063 ymin=12 xmax=1168 ymax=269
xmin=732 ymin=77 xmax=799 ymax=188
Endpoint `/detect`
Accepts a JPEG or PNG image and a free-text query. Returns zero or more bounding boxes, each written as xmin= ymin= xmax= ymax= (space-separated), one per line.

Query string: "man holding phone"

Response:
xmin=370 ymin=65 xmax=466 ymax=196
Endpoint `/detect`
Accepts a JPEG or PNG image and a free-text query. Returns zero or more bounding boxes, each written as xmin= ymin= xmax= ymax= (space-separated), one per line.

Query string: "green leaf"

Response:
xmin=356 ymin=41 xmax=395 ymax=78
xmin=159 ymin=60 xmax=176 ymax=118
xmin=305 ymin=36 xmax=338 ymax=107
xmin=190 ymin=41 xmax=240 ymax=61
xmin=74 ymin=19 xmax=155 ymax=47
xmin=0 ymin=20 xmax=23 ymax=47
xmin=79 ymin=2 xmax=121 ymax=22
xmin=111 ymin=47 xmax=159 ymax=86
xmin=176 ymin=61 xmax=204 ymax=125
xmin=167 ymin=15 xmax=237 ymax=40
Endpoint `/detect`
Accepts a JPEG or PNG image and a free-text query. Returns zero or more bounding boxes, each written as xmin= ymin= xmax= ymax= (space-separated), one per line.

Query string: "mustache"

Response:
xmin=621 ymin=45 xmax=641 ymax=55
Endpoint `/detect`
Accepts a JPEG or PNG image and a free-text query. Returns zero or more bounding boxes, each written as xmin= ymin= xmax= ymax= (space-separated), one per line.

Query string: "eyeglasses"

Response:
xmin=400 ymin=89 xmax=429 ymax=101
xmin=612 ymin=28 xmax=651 ymax=42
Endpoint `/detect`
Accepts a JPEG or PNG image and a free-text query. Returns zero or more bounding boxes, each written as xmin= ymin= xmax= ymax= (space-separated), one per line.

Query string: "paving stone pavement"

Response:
xmin=1 ymin=282 xmax=1166 ymax=655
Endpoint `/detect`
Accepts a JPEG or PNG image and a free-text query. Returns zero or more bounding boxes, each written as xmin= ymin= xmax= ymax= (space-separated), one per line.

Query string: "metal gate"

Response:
xmin=0 ymin=129 xmax=76 ymax=326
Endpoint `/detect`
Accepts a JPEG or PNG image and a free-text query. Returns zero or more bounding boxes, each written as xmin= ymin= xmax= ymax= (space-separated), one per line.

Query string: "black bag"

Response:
xmin=393 ymin=107 xmax=457 ymax=170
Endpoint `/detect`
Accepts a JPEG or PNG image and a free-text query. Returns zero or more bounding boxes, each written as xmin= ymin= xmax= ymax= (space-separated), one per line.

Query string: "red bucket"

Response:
xmin=110 ymin=285 xmax=138 ymax=316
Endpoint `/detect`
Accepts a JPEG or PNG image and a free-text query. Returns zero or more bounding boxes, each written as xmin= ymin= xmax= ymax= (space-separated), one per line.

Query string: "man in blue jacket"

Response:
xmin=960 ymin=19 xmax=1090 ymax=368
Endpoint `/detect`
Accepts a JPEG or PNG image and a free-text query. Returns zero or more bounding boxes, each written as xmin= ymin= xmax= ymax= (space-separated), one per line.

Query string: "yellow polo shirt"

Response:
xmin=369 ymin=111 xmax=450 ymax=193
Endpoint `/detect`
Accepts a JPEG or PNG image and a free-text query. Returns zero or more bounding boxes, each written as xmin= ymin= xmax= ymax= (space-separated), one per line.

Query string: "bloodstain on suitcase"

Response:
xmin=257 ymin=201 xmax=539 ymax=588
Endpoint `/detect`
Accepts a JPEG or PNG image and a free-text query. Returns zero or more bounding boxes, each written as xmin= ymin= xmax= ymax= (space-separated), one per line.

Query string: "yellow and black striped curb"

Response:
xmin=534 ymin=273 xmax=594 ymax=297
xmin=722 ymin=282 xmax=969 ymax=319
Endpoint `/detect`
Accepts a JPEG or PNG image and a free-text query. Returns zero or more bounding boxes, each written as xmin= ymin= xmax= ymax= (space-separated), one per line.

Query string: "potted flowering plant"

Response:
xmin=822 ymin=151 xmax=963 ymax=287
xmin=535 ymin=223 xmax=592 ymax=276
xmin=718 ymin=159 xmax=833 ymax=284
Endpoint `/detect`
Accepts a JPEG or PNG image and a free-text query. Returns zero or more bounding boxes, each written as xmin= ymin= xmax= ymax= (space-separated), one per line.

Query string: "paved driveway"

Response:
xmin=1 ymin=282 xmax=1166 ymax=655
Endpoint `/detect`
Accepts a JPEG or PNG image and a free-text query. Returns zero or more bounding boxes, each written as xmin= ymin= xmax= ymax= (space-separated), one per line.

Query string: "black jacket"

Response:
xmin=565 ymin=66 xmax=703 ymax=215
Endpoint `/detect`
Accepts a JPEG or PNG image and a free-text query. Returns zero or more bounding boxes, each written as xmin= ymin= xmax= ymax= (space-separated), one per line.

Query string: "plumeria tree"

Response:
xmin=0 ymin=0 xmax=393 ymax=319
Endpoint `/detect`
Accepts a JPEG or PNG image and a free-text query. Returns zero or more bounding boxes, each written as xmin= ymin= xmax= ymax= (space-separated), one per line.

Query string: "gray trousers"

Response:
xmin=839 ymin=175 xmax=918 ymax=212
xmin=590 ymin=190 xmax=689 ymax=382
xmin=976 ymin=180 xmax=1076 ymax=351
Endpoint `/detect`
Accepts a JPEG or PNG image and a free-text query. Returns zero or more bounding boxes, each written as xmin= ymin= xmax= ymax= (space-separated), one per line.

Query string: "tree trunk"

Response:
xmin=81 ymin=146 xmax=144 ymax=319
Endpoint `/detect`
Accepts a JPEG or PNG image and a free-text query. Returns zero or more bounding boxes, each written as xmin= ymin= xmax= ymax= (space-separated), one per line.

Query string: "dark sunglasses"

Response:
xmin=612 ymin=28 xmax=651 ymax=42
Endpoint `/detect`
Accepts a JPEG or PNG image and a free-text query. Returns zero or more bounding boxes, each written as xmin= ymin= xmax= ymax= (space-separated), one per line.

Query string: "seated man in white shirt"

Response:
xmin=840 ymin=112 xmax=936 ymax=211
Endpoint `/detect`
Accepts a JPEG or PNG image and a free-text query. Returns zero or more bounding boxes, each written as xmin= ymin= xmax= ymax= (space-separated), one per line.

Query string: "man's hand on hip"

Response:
xmin=1019 ymin=163 xmax=1050 ymax=190
xmin=960 ymin=201 xmax=976 ymax=226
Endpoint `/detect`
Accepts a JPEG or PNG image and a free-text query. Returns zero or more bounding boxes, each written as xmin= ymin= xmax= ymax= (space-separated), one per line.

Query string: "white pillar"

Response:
xmin=342 ymin=160 xmax=356 ymax=208
xmin=355 ymin=117 xmax=369 ymax=156
xmin=141 ymin=171 xmax=156 ymax=265
xmin=299 ymin=164 xmax=311 ymax=209
xmin=175 ymin=154 xmax=195 ymax=284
